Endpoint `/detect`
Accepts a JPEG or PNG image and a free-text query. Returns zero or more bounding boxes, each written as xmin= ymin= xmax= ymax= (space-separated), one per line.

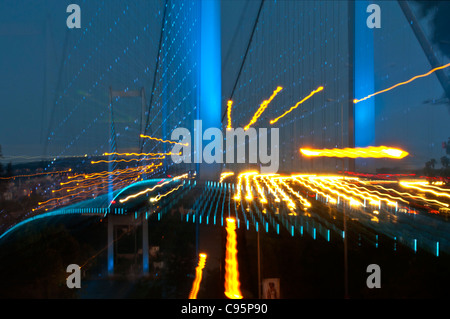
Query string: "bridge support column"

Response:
xmin=196 ymin=0 xmax=222 ymax=181
xmin=107 ymin=216 xmax=114 ymax=276
xmin=107 ymin=213 xmax=149 ymax=277
xmin=142 ymin=214 xmax=149 ymax=276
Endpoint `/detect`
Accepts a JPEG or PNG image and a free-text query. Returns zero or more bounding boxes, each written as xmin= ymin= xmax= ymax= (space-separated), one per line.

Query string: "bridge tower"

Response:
xmin=108 ymin=87 xmax=148 ymax=203
xmin=195 ymin=0 xmax=222 ymax=182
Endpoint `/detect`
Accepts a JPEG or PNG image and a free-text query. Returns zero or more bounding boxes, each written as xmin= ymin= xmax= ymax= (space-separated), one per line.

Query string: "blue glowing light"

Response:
xmin=354 ymin=0 xmax=375 ymax=149
xmin=197 ymin=0 xmax=221 ymax=179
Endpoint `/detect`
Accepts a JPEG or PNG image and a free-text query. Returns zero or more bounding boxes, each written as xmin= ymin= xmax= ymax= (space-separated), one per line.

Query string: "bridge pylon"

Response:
xmin=107 ymin=211 xmax=149 ymax=277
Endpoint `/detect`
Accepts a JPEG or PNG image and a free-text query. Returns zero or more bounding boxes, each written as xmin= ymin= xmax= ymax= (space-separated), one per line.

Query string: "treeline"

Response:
xmin=423 ymin=155 xmax=450 ymax=184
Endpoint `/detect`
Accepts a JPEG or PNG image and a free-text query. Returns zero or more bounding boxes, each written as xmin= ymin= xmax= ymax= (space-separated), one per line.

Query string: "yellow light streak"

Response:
xmin=140 ymin=134 xmax=188 ymax=146
xmin=300 ymin=146 xmax=409 ymax=159
xmin=399 ymin=181 xmax=450 ymax=200
xmin=119 ymin=180 xmax=171 ymax=203
xmin=220 ymin=172 xmax=234 ymax=183
xmin=350 ymin=181 xmax=409 ymax=204
xmin=54 ymin=165 xmax=160 ymax=193
xmin=61 ymin=163 xmax=162 ymax=186
xmin=324 ymin=178 xmax=396 ymax=207
xmin=234 ymin=175 xmax=243 ymax=201
xmin=189 ymin=253 xmax=207 ymax=299
xmin=353 ymin=62 xmax=450 ymax=103
xmin=59 ymin=169 xmax=147 ymax=193
xmin=91 ymin=157 xmax=164 ymax=164
xmin=410 ymin=182 xmax=450 ymax=195
xmin=307 ymin=176 xmax=363 ymax=207
xmin=277 ymin=177 xmax=311 ymax=209
xmin=260 ymin=175 xmax=281 ymax=203
xmin=226 ymin=100 xmax=233 ymax=130
xmin=243 ymin=86 xmax=283 ymax=130
xmin=35 ymin=163 xmax=163 ymax=211
xmin=361 ymin=181 xmax=449 ymax=208
xmin=150 ymin=184 xmax=183 ymax=202
xmin=37 ymin=176 xmax=137 ymax=209
xmin=268 ymin=176 xmax=296 ymax=209
xmin=103 ymin=151 xmax=178 ymax=157
xmin=292 ymin=175 xmax=337 ymax=204
xmin=245 ymin=172 xmax=257 ymax=201
xmin=119 ymin=173 xmax=188 ymax=203
xmin=270 ymin=86 xmax=324 ymax=124
xmin=234 ymin=171 xmax=258 ymax=201
xmin=224 ymin=218 xmax=243 ymax=299
xmin=252 ymin=175 xmax=268 ymax=204
xmin=173 ymin=173 xmax=189 ymax=181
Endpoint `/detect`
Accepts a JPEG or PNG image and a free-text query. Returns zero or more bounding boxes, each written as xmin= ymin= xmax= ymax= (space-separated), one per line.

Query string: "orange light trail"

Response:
xmin=55 ymin=167 xmax=150 ymax=193
xmin=36 ymin=177 xmax=134 ymax=211
xmin=34 ymin=163 xmax=162 ymax=212
xmin=270 ymin=86 xmax=324 ymax=124
xmin=349 ymin=182 xmax=409 ymax=204
xmin=220 ymin=172 xmax=234 ymax=183
xmin=91 ymin=157 xmax=165 ymax=164
xmin=260 ymin=175 xmax=281 ymax=203
xmin=0 ymin=168 xmax=72 ymax=180
xmin=276 ymin=177 xmax=311 ymax=209
xmin=61 ymin=163 xmax=162 ymax=185
xmin=307 ymin=176 xmax=363 ymax=207
xmin=224 ymin=218 xmax=243 ymax=299
xmin=360 ymin=181 xmax=449 ymax=208
xmin=353 ymin=62 xmax=450 ymax=103
xmin=140 ymin=134 xmax=188 ymax=146
xmin=293 ymin=175 xmax=337 ymax=204
xmin=226 ymin=100 xmax=233 ymax=130
xmin=234 ymin=174 xmax=243 ymax=201
xmin=323 ymin=177 xmax=396 ymax=207
xmin=61 ymin=168 xmax=149 ymax=193
xmin=267 ymin=176 xmax=296 ymax=209
xmin=244 ymin=86 xmax=283 ymax=130
xmin=234 ymin=171 xmax=258 ymax=201
xmin=227 ymin=173 xmax=449 ymax=221
xmin=103 ymin=151 xmax=178 ymax=157
xmin=188 ymin=253 xmax=207 ymax=299
xmin=245 ymin=172 xmax=257 ymax=201
xmin=416 ymin=182 xmax=450 ymax=192
xmin=300 ymin=146 xmax=409 ymax=159
xmin=399 ymin=181 xmax=450 ymax=200
xmin=252 ymin=175 xmax=268 ymax=204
